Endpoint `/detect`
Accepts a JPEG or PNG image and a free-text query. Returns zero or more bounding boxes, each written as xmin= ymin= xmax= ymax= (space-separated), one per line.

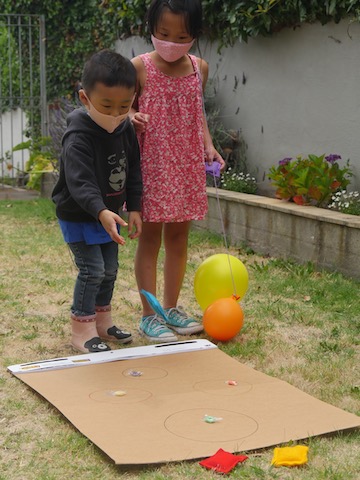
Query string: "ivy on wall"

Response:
xmin=102 ymin=0 xmax=360 ymax=46
xmin=0 ymin=25 xmax=21 ymax=112
xmin=3 ymin=0 xmax=360 ymax=101
xmin=204 ymin=0 xmax=360 ymax=45
xmin=2 ymin=0 xmax=119 ymax=102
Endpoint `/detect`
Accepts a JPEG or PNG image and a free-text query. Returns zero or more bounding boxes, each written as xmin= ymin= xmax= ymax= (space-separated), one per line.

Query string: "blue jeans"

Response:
xmin=68 ymin=241 xmax=118 ymax=317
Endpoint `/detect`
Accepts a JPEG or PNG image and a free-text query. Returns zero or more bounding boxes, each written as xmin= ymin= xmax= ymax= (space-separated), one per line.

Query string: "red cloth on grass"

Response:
xmin=199 ymin=448 xmax=248 ymax=474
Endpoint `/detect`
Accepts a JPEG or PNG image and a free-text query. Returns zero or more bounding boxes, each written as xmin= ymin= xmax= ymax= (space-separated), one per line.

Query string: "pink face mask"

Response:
xmin=81 ymin=91 xmax=133 ymax=133
xmin=151 ymin=35 xmax=195 ymax=63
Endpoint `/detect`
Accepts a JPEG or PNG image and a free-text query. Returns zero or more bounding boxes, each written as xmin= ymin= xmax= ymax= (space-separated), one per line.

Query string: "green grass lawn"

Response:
xmin=0 ymin=199 xmax=359 ymax=480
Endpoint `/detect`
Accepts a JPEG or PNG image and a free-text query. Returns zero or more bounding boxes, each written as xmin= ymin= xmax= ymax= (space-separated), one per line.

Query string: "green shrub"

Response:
xmin=12 ymin=137 xmax=58 ymax=191
xmin=268 ymin=154 xmax=353 ymax=207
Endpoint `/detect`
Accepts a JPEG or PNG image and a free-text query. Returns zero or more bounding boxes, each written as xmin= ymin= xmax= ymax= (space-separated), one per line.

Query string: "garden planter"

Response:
xmin=40 ymin=171 xmax=58 ymax=199
xmin=193 ymin=187 xmax=360 ymax=280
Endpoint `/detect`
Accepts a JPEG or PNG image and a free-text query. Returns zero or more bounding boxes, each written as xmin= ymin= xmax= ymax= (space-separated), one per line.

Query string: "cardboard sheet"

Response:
xmin=8 ymin=341 xmax=360 ymax=465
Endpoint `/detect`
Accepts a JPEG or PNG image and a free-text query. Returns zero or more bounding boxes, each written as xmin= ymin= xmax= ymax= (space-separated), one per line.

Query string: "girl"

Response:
xmin=132 ymin=0 xmax=224 ymax=342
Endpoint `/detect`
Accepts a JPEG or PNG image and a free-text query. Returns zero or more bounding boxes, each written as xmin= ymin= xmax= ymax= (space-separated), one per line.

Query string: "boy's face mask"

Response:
xmin=81 ymin=91 xmax=133 ymax=133
xmin=151 ymin=35 xmax=194 ymax=63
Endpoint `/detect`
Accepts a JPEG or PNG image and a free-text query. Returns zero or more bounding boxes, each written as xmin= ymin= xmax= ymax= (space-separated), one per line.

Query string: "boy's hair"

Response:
xmin=81 ymin=49 xmax=136 ymax=93
xmin=147 ymin=0 xmax=202 ymax=39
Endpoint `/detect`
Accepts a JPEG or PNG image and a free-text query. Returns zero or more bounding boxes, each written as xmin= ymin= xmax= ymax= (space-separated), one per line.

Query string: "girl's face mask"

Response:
xmin=151 ymin=35 xmax=194 ymax=63
xmin=81 ymin=91 xmax=133 ymax=133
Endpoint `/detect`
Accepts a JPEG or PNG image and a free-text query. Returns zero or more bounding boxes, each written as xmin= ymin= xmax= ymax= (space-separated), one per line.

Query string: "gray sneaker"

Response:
xmin=165 ymin=307 xmax=204 ymax=335
xmin=139 ymin=314 xmax=178 ymax=343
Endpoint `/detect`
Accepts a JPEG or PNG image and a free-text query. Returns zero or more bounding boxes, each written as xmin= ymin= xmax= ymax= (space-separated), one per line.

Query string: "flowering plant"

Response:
xmin=328 ymin=190 xmax=360 ymax=216
xmin=220 ymin=168 xmax=257 ymax=194
xmin=268 ymin=154 xmax=353 ymax=207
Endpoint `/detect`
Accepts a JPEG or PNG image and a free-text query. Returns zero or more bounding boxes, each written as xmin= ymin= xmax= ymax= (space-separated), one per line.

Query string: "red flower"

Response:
xmin=293 ymin=195 xmax=306 ymax=205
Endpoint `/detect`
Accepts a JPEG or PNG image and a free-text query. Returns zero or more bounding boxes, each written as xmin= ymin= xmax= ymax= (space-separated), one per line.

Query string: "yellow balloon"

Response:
xmin=194 ymin=254 xmax=248 ymax=311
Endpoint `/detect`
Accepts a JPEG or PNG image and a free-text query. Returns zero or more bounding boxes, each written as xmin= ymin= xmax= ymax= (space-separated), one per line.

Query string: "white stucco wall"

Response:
xmin=116 ymin=18 xmax=360 ymax=194
xmin=0 ymin=108 xmax=29 ymax=175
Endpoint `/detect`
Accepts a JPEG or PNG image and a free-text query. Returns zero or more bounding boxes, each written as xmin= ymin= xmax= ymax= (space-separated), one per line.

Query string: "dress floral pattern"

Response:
xmin=137 ymin=53 xmax=207 ymax=223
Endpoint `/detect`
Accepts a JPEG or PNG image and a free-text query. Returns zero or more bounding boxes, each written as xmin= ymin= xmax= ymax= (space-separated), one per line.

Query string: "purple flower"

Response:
xmin=279 ymin=157 xmax=292 ymax=166
xmin=325 ymin=154 xmax=342 ymax=164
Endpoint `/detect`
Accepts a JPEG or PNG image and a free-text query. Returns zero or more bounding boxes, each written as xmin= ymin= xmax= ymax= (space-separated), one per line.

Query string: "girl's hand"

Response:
xmin=127 ymin=211 xmax=142 ymax=239
xmin=131 ymin=112 xmax=150 ymax=133
xmin=205 ymin=144 xmax=226 ymax=171
xmin=98 ymin=209 xmax=127 ymax=245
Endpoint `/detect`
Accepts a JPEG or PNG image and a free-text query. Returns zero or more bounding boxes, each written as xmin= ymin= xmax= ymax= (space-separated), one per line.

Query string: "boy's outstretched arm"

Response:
xmin=98 ymin=209 xmax=128 ymax=245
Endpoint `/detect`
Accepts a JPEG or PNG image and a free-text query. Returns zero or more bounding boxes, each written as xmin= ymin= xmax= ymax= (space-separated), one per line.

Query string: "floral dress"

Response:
xmin=137 ymin=53 xmax=207 ymax=223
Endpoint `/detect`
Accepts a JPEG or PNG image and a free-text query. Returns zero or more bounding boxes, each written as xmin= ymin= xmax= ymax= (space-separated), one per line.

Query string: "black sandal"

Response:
xmin=83 ymin=337 xmax=111 ymax=352
xmin=101 ymin=326 xmax=132 ymax=344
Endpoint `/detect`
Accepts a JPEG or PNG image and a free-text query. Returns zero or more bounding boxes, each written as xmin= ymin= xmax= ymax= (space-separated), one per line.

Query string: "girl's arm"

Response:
xmin=198 ymin=58 xmax=225 ymax=169
xmin=127 ymin=211 xmax=142 ymax=240
xmin=130 ymin=57 xmax=149 ymax=133
xmin=203 ymin=115 xmax=225 ymax=167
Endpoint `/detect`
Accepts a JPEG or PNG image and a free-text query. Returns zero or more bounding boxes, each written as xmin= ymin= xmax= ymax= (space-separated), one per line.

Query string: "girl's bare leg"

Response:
xmin=163 ymin=221 xmax=191 ymax=309
xmin=135 ymin=222 xmax=163 ymax=316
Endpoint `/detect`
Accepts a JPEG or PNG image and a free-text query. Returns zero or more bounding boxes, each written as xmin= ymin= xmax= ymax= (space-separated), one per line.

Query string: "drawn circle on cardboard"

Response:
xmin=122 ymin=366 xmax=168 ymax=379
xmin=164 ymin=408 xmax=258 ymax=442
xmin=89 ymin=388 xmax=152 ymax=404
xmin=193 ymin=379 xmax=252 ymax=395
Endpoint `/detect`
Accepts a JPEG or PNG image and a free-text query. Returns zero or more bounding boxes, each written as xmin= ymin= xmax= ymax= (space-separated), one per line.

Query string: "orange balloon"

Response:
xmin=203 ymin=297 xmax=244 ymax=342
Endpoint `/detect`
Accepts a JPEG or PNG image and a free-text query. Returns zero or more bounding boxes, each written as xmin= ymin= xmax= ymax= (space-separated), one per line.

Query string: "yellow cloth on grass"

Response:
xmin=271 ymin=445 xmax=309 ymax=467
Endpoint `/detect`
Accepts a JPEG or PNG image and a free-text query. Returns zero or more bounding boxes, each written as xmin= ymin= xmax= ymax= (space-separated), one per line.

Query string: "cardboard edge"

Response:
xmin=7 ymin=339 xmax=217 ymax=374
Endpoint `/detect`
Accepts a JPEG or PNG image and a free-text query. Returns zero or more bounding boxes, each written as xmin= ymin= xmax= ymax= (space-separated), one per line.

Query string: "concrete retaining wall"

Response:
xmin=193 ymin=188 xmax=360 ymax=279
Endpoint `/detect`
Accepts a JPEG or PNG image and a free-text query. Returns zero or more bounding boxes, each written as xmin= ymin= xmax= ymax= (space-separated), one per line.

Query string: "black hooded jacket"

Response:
xmin=52 ymin=108 xmax=142 ymax=222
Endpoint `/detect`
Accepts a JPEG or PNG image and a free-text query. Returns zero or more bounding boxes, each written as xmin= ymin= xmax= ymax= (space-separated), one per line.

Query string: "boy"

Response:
xmin=52 ymin=50 xmax=142 ymax=353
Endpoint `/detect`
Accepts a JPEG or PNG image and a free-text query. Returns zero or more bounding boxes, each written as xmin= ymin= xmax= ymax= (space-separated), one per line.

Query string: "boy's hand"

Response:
xmin=98 ymin=209 xmax=127 ymax=245
xmin=131 ymin=112 xmax=150 ymax=133
xmin=127 ymin=211 xmax=142 ymax=239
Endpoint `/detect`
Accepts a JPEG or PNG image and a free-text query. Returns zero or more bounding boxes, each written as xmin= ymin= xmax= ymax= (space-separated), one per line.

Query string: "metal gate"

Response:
xmin=0 ymin=14 xmax=47 ymax=187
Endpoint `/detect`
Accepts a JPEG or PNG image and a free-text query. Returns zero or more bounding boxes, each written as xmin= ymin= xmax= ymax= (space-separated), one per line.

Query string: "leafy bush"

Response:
xmin=2 ymin=1 xmax=119 ymax=102
xmin=268 ymin=154 xmax=353 ymax=207
xmin=0 ymin=24 xmax=21 ymax=113
xmin=4 ymin=1 xmax=360 ymax=102
xmin=102 ymin=0 xmax=360 ymax=46
xmin=203 ymin=0 xmax=360 ymax=45
xmin=12 ymin=137 xmax=58 ymax=191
